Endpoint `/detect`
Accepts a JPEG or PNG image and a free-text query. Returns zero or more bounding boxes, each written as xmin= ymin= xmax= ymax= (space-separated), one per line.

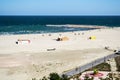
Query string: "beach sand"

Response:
xmin=0 ymin=28 xmax=120 ymax=80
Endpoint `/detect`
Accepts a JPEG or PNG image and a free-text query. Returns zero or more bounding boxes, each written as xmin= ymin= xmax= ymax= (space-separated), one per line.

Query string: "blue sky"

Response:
xmin=0 ymin=0 xmax=120 ymax=15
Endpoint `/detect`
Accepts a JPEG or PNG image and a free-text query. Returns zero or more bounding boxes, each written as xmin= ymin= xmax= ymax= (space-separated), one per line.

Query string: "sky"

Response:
xmin=0 ymin=0 xmax=120 ymax=15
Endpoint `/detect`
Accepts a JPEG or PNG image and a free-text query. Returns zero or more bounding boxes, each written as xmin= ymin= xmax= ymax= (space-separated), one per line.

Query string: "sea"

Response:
xmin=0 ymin=16 xmax=120 ymax=35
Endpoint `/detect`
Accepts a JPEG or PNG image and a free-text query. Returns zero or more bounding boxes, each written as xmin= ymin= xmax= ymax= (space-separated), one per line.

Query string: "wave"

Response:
xmin=46 ymin=24 xmax=109 ymax=29
xmin=0 ymin=30 xmax=48 ymax=35
xmin=0 ymin=24 xmax=119 ymax=35
xmin=64 ymin=27 xmax=76 ymax=31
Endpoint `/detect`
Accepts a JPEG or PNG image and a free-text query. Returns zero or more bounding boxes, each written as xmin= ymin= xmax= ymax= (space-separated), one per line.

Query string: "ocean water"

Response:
xmin=0 ymin=16 xmax=120 ymax=35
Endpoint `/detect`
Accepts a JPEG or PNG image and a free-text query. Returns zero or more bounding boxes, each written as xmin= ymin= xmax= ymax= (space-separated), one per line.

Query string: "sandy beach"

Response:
xmin=0 ymin=27 xmax=120 ymax=80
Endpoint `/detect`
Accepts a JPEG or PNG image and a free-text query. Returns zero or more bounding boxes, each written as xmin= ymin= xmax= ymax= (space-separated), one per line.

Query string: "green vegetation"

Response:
xmin=31 ymin=73 xmax=69 ymax=80
xmin=87 ymin=62 xmax=111 ymax=71
xmin=84 ymin=75 xmax=94 ymax=80
xmin=32 ymin=61 xmax=120 ymax=80
xmin=49 ymin=73 xmax=61 ymax=80
xmin=41 ymin=76 xmax=48 ymax=80
xmin=115 ymin=56 xmax=120 ymax=71
xmin=93 ymin=69 xmax=98 ymax=75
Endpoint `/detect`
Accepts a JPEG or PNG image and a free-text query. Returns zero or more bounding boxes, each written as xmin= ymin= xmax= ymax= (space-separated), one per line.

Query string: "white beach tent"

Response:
xmin=16 ymin=39 xmax=31 ymax=44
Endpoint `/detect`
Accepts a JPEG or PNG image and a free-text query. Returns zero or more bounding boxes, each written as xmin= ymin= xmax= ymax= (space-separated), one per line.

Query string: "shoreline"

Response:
xmin=0 ymin=25 xmax=116 ymax=36
xmin=46 ymin=24 xmax=109 ymax=29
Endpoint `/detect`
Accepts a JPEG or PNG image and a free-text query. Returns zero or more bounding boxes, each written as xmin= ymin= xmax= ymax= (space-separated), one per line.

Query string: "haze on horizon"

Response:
xmin=0 ymin=0 xmax=120 ymax=16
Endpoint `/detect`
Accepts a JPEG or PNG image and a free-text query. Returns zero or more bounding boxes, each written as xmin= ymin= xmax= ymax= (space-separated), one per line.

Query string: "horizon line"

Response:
xmin=0 ymin=15 xmax=120 ymax=16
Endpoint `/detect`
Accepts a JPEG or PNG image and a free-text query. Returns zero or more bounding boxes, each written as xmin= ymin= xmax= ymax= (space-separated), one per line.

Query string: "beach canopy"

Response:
xmin=62 ymin=36 xmax=69 ymax=41
xmin=57 ymin=36 xmax=69 ymax=41
xmin=89 ymin=36 xmax=96 ymax=40
xmin=16 ymin=39 xmax=31 ymax=44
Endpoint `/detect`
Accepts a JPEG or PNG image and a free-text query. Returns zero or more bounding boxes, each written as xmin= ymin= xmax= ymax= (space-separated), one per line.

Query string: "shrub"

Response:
xmin=41 ymin=76 xmax=48 ymax=80
xmin=115 ymin=56 xmax=120 ymax=71
xmin=49 ymin=73 xmax=61 ymax=80
xmin=93 ymin=69 xmax=98 ymax=75
xmin=61 ymin=74 xmax=69 ymax=80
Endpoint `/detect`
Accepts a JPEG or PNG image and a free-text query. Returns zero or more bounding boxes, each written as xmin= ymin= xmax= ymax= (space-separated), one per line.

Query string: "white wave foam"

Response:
xmin=64 ymin=27 xmax=75 ymax=31
xmin=46 ymin=24 xmax=108 ymax=29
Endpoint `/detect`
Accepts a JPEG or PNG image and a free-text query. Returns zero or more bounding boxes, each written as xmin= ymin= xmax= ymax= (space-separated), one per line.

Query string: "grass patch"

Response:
xmin=115 ymin=56 xmax=120 ymax=71
xmin=87 ymin=62 xmax=111 ymax=71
